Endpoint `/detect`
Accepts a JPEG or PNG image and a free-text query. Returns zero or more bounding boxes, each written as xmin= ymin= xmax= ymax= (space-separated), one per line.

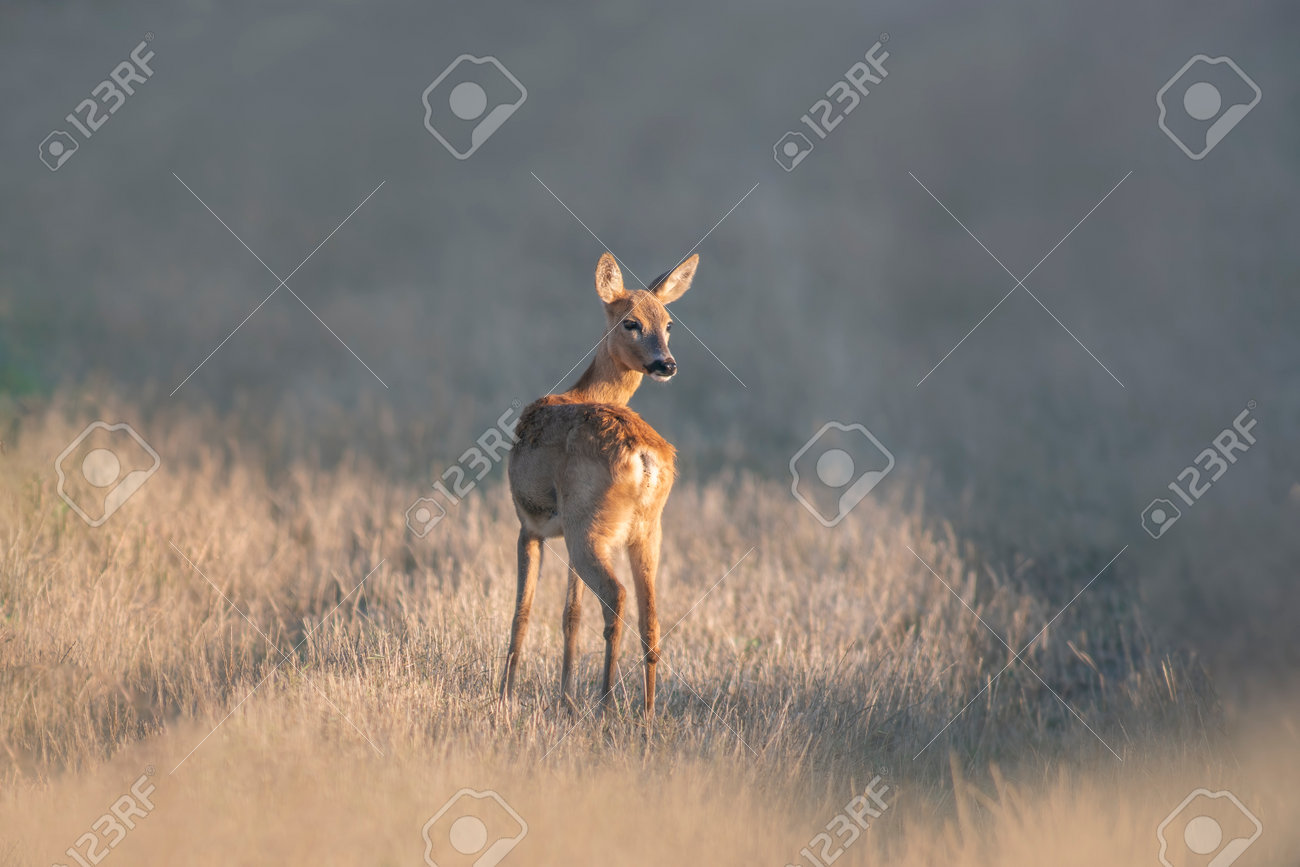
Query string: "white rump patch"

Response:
xmin=638 ymin=451 xmax=659 ymax=489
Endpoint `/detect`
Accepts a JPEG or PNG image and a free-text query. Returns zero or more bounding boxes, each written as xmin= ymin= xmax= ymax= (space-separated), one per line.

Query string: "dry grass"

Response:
xmin=1 ymin=397 xmax=1296 ymax=865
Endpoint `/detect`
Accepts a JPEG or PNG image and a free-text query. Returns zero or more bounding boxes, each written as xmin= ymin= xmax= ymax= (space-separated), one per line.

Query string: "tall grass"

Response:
xmin=0 ymin=397 xmax=1293 ymax=865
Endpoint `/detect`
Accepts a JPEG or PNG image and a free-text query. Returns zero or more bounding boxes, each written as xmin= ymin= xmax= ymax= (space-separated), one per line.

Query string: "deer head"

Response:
xmin=593 ymin=251 xmax=698 ymax=381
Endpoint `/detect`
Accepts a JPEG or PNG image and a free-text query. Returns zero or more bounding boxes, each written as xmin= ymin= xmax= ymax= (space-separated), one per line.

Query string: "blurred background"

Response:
xmin=3 ymin=0 xmax=1296 ymax=701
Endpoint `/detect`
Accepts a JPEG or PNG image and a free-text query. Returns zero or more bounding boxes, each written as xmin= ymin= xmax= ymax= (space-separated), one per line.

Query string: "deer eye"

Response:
xmin=622 ymin=320 xmax=640 ymax=331
xmin=666 ymin=321 xmax=673 ymax=332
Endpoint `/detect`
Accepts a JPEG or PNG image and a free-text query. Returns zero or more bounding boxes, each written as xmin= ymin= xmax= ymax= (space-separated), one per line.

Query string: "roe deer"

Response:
xmin=500 ymin=251 xmax=699 ymax=717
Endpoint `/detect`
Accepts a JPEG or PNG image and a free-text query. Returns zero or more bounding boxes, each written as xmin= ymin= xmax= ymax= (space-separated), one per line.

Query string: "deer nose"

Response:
xmin=646 ymin=358 xmax=677 ymax=377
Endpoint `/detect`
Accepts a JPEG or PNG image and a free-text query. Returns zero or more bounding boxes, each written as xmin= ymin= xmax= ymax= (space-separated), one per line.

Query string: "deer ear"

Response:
xmin=594 ymin=252 xmax=627 ymax=304
xmin=651 ymin=254 xmax=698 ymax=305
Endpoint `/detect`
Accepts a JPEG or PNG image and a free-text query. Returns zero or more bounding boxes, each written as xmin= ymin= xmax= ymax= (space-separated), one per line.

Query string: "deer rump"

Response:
xmin=511 ymin=398 xmax=676 ymax=528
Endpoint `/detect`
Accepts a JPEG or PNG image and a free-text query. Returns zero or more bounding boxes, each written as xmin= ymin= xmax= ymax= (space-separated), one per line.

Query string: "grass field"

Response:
xmin=1 ymin=397 xmax=1295 ymax=865
xmin=4 ymin=0 xmax=1297 ymax=862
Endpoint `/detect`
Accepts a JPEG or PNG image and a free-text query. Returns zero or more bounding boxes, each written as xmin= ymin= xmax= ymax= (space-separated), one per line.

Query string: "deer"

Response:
xmin=499 ymin=250 xmax=699 ymax=719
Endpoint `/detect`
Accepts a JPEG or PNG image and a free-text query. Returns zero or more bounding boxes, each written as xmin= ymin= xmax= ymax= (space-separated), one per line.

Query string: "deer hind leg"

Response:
xmin=500 ymin=529 xmax=543 ymax=704
xmin=565 ymin=536 xmax=626 ymax=715
xmin=559 ymin=564 xmax=583 ymax=713
xmin=627 ymin=521 xmax=663 ymax=719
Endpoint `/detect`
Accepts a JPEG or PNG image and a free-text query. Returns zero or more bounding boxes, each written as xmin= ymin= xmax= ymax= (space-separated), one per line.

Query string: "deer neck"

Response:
xmin=564 ymin=339 xmax=643 ymax=405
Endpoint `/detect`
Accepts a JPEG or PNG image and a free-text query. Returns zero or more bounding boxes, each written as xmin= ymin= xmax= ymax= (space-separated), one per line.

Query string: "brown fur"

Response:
xmin=515 ymin=397 xmax=676 ymax=470
xmin=499 ymin=252 xmax=698 ymax=717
